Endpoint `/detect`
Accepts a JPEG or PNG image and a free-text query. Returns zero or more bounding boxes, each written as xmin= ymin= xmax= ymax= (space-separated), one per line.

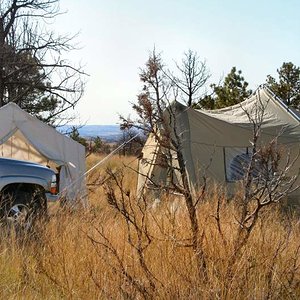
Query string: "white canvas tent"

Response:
xmin=0 ymin=102 xmax=86 ymax=202
xmin=137 ymin=87 xmax=300 ymax=200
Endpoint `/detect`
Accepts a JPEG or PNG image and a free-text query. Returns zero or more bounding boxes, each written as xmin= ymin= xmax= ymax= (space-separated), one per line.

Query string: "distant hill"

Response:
xmin=60 ymin=125 xmax=122 ymax=142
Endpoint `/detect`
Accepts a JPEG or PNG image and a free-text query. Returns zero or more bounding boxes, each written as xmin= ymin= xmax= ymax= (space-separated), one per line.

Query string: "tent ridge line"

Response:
xmin=263 ymin=85 xmax=300 ymax=123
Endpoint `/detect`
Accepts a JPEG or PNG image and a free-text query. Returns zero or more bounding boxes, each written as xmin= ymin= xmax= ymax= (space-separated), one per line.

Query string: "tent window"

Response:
xmin=224 ymin=147 xmax=260 ymax=182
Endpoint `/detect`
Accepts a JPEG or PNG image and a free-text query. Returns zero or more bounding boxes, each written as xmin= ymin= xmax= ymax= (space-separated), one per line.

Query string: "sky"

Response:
xmin=53 ymin=0 xmax=300 ymax=125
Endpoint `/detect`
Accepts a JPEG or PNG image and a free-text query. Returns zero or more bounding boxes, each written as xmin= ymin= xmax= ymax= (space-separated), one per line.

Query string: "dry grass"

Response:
xmin=0 ymin=154 xmax=300 ymax=299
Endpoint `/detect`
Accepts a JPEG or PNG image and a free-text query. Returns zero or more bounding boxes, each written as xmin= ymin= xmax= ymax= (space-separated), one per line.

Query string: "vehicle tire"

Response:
xmin=0 ymin=188 xmax=47 ymax=232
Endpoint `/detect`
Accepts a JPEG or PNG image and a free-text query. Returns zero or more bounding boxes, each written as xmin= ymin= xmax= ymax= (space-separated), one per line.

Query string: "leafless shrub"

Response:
xmin=87 ymin=168 xmax=160 ymax=299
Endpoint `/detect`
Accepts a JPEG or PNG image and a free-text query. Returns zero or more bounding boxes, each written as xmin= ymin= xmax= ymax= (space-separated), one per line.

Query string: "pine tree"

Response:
xmin=214 ymin=67 xmax=251 ymax=108
xmin=266 ymin=62 xmax=300 ymax=109
xmin=200 ymin=67 xmax=251 ymax=109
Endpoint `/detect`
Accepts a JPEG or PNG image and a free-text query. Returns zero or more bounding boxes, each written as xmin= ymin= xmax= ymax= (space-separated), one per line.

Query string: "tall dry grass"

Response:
xmin=0 ymin=154 xmax=299 ymax=299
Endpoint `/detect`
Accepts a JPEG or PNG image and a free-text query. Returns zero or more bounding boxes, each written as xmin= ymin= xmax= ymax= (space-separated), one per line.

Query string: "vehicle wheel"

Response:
xmin=1 ymin=189 xmax=47 ymax=232
xmin=7 ymin=201 xmax=33 ymax=231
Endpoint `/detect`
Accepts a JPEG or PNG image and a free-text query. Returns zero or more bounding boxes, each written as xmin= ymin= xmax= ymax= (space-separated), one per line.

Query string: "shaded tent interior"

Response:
xmin=137 ymin=87 xmax=300 ymax=202
xmin=0 ymin=102 xmax=86 ymax=202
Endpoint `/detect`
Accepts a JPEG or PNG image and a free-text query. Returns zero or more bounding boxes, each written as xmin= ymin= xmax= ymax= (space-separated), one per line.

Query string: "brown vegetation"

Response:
xmin=0 ymin=154 xmax=299 ymax=299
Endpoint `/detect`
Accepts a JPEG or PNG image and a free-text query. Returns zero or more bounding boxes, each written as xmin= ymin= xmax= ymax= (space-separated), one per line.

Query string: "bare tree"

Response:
xmin=0 ymin=0 xmax=86 ymax=125
xmin=172 ymin=49 xmax=210 ymax=107
xmin=222 ymin=94 xmax=300 ymax=295
xmin=122 ymin=50 xmax=300 ymax=288
xmin=122 ymin=49 xmax=209 ymax=280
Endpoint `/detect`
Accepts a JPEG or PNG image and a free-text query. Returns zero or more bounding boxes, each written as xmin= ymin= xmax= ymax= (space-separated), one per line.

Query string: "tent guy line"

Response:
xmin=58 ymin=132 xmax=140 ymax=198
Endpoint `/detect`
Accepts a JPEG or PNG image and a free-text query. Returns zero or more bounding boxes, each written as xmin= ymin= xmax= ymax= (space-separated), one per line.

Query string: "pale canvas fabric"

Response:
xmin=138 ymin=87 xmax=300 ymax=199
xmin=0 ymin=102 xmax=86 ymax=203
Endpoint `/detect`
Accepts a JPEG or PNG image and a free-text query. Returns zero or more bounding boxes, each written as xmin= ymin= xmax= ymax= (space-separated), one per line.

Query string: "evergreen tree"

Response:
xmin=93 ymin=136 xmax=104 ymax=152
xmin=200 ymin=67 xmax=251 ymax=109
xmin=266 ymin=62 xmax=300 ymax=109
xmin=69 ymin=127 xmax=87 ymax=147
xmin=216 ymin=67 xmax=251 ymax=108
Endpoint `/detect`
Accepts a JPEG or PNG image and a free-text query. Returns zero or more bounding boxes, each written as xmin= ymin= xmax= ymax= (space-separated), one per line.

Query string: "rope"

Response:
xmin=84 ymin=132 xmax=140 ymax=177
xmin=59 ymin=132 xmax=140 ymax=196
xmin=87 ymin=155 xmax=138 ymax=187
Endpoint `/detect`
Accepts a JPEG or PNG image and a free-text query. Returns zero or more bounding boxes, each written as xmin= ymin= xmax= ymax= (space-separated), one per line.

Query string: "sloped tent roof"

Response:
xmin=137 ymin=87 xmax=300 ymax=198
xmin=0 ymin=102 xmax=86 ymax=202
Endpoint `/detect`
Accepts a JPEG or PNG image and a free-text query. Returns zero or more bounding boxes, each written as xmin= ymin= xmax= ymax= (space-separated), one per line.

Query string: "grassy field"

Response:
xmin=0 ymin=154 xmax=299 ymax=299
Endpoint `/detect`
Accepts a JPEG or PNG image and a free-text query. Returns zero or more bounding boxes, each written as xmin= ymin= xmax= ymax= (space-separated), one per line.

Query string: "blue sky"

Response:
xmin=53 ymin=0 xmax=300 ymax=124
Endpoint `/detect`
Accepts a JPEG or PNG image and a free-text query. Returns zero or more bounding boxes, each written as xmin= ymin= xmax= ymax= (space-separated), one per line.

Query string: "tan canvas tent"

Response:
xmin=137 ymin=87 xmax=300 ymax=200
xmin=0 ymin=102 xmax=86 ymax=202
